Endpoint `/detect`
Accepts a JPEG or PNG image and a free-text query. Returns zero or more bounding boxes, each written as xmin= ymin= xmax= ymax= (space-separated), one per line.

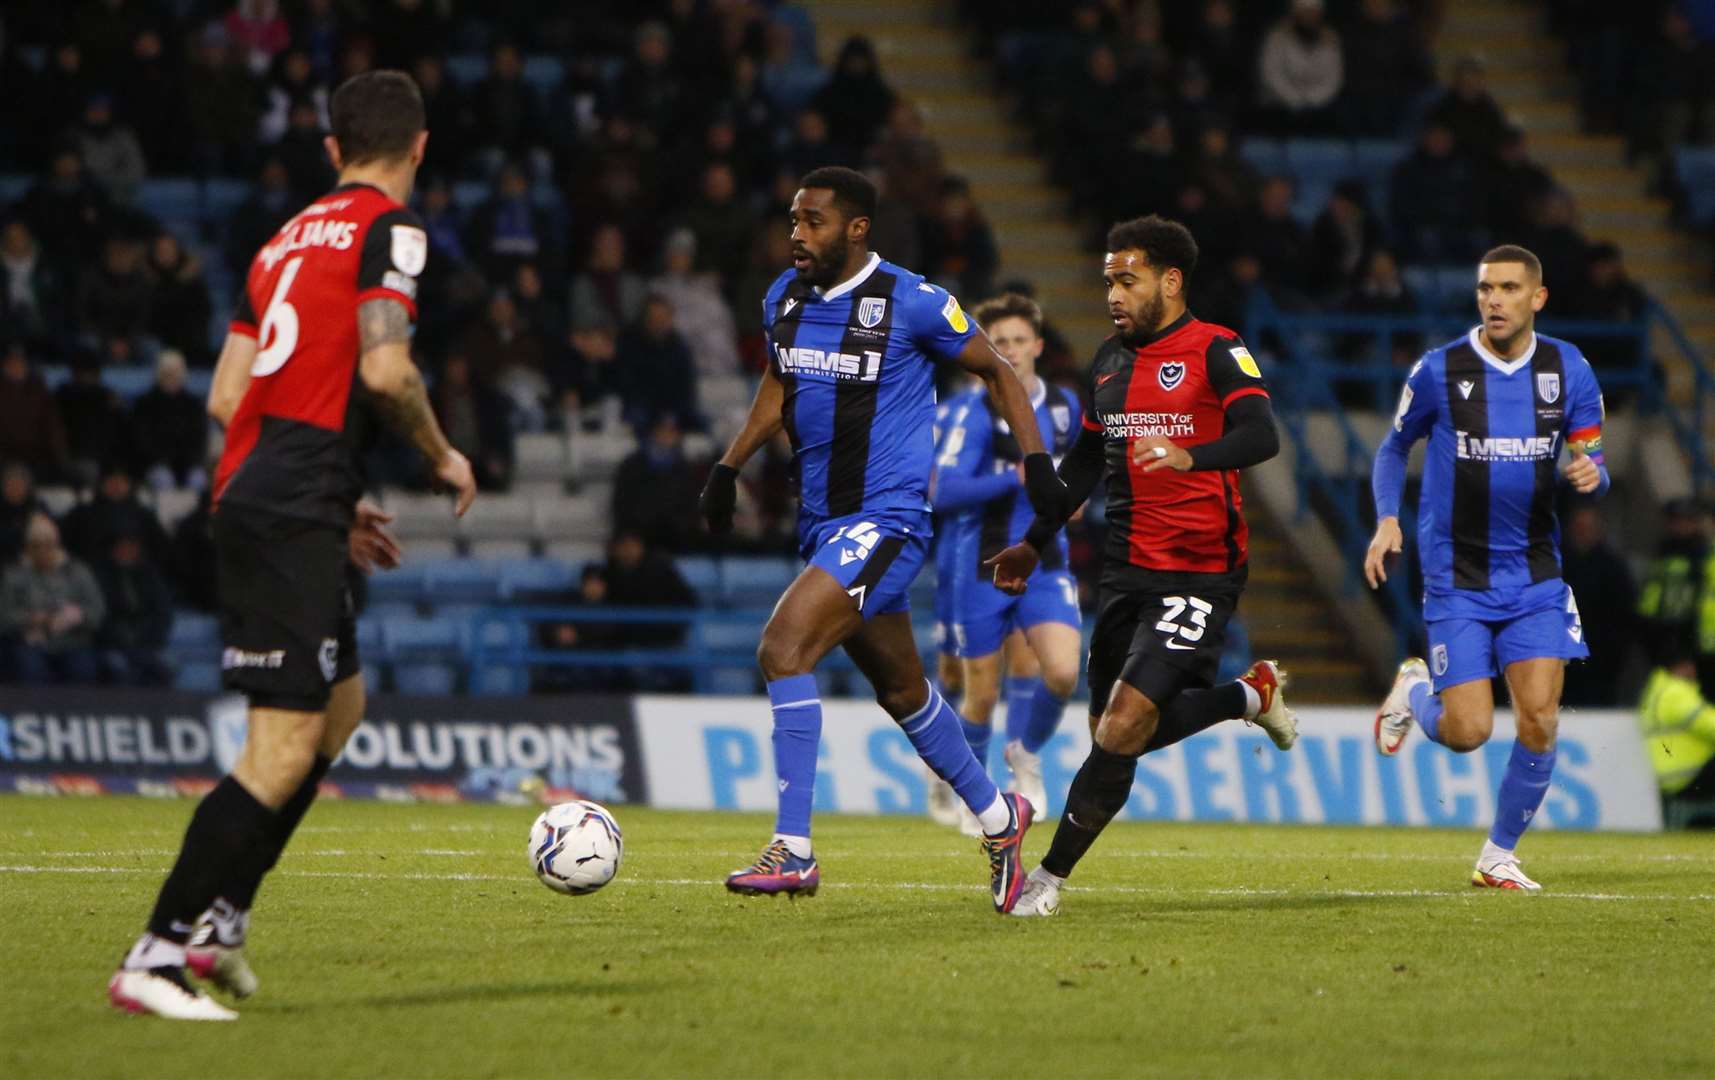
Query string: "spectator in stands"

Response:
xmin=0 ymin=462 xmax=48 ymax=567
xmin=1184 ymin=122 xmax=1261 ymax=217
xmin=70 ymin=93 xmax=146 ymax=205
xmin=181 ymin=23 xmax=262 ymax=176
xmin=122 ymin=28 xmax=188 ymax=174
xmin=413 ymin=53 xmax=472 ymax=169
xmin=459 ymin=288 xmax=550 ymax=431
xmin=1390 ymin=121 xmax=1484 ymax=262
xmin=1639 ymin=660 xmax=1715 ymax=827
xmin=610 ymin=22 xmax=685 ymax=148
xmin=651 ymin=230 xmax=740 ymax=378
xmin=1636 ymin=497 xmax=1715 ymax=688
xmin=868 ymin=100 xmax=944 ymax=218
xmin=0 ymin=219 xmax=68 ymax=352
xmin=558 ymin=322 xmax=622 ymax=427
xmin=1340 ymin=0 xmax=1434 ymax=137
xmin=1168 ymin=59 xmax=1223 ymax=147
xmin=225 ymin=157 xmax=296 ymax=275
xmin=430 ymin=350 xmax=515 ymax=492
xmin=224 ymin=0 xmax=292 ymax=76
xmin=144 ymin=233 xmax=213 ymax=366
xmin=614 ymin=294 xmax=698 ymax=431
xmin=1188 ymin=0 xmax=1252 ymax=110
xmin=602 ymin=527 xmax=697 ymax=649
xmin=1309 ymin=180 xmax=1382 ymax=298
xmin=1245 ymin=175 xmax=1312 ymax=298
xmin=130 ymin=349 xmax=208 ymax=490
xmin=168 ymin=489 xmax=218 ymax=612
xmin=17 ymin=145 xmax=111 ymax=270
xmin=1 ymin=512 xmax=104 ymax=686
xmin=293 ymin=0 xmax=348 ymax=85
xmin=781 ymin=107 xmax=854 ymax=177
xmin=1116 ymin=113 xmax=1185 ymax=222
xmin=1193 ymin=251 xmax=1264 ymax=335
xmin=93 ymin=524 xmax=172 ymax=686
xmin=734 ymin=228 xmax=797 ymax=370
xmin=759 ymin=17 xmax=826 ymax=114
xmin=37 ymin=42 xmax=91 ymax=146
xmin=56 ymin=357 xmax=135 ymax=486
xmin=0 ymin=343 xmax=68 ymax=482
xmin=471 ymin=40 xmax=545 ymax=164
xmin=1560 ymin=502 xmax=1637 ymax=706
xmin=864 ymin=166 xmax=924 ymax=279
xmin=276 ymin=97 xmax=338 ymax=201
xmin=59 ymin=460 xmax=168 ymax=569
xmin=679 ymin=161 xmax=754 ymax=290
xmin=466 ymin=162 xmax=556 ymax=281
xmin=1629 ymin=6 xmax=1713 ymax=193
xmin=511 ymin=263 xmax=566 ymax=350
xmin=1343 ymin=248 xmax=1417 ymax=318
xmin=1483 ymin=126 xmax=1555 ymax=236
xmin=718 ymin=56 xmax=782 ymax=184
xmin=1519 ymin=188 xmax=1591 ymax=298
xmin=815 ymin=36 xmax=896 ymax=153
xmin=259 ymin=48 xmax=328 ymax=144
xmin=612 ymin=412 xmax=706 ymax=552
xmin=75 ymin=234 xmax=154 ymax=362
xmin=920 ymin=175 xmax=998 ymax=304
xmin=571 ymin=223 xmax=646 ymax=339
xmin=1121 ymin=6 xmax=1173 ymax=102
xmin=1426 ymin=55 xmax=1510 ymax=161
xmin=1568 ymin=242 xmax=1650 ymax=373
xmin=1170 ymin=182 xmax=1240 ymax=280
xmin=533 ymin=564 xmax=622 ymax=693
xmin=374 ymin=0 xmax=445 ymax=72
xmin=1257 ymin=0 xmax=1343 ymax=134
xmin=1339 ymin=249 xmax=1423 ymax=387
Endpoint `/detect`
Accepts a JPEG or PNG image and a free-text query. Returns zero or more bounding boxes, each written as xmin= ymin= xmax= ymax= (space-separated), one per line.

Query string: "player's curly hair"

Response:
xmin=799 ymin=166 xmax=877 ymax=222
xmin=972 ymin=292 xmax=1043 ymax=336
xmin=331 ymin=70 xmax=425 ymax=165
xmin=1105 ymin=215 xmax=1199 ymax=280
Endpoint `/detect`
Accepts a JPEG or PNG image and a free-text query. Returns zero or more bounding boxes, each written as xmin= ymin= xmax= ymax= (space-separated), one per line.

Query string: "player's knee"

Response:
xmin=1514 ymin=707 xmax=1558 ymax=753
xmin=1094 ymin=701 xmax=1159 ymax=756
xmin=960 ymin=683 xmax=999 ymax=723
xmin=1041 ymin=660 xmax=1079 ymax=699
xmin=1438 ymin=707 xmax=1492 ymax=753
xmin=877 ymin=680 xmax=931 ymax=721
xmin=756 ymin=631 xmax=812 ymax=681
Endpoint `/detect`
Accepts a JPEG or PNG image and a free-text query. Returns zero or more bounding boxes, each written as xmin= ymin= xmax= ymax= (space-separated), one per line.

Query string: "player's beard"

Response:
xmin=799 ymin=235 xmax=850 ymax=287
xmin=1120 ymin=287 xmax=1167 ymax=346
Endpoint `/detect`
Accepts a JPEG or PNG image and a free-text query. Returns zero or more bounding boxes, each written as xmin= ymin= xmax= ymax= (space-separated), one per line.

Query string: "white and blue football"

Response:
xmin=527 ymin=801 xmax=623 ymax=895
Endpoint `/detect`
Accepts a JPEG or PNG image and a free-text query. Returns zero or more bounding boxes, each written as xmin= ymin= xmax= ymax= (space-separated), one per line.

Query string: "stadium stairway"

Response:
xmin=800 ymin=0 xmax=1112 ymax=353
xmin=1241 ymin=502 xmax=1374 ymax=704
xmin=1441 ymin=0 xmax=1715 ymax=443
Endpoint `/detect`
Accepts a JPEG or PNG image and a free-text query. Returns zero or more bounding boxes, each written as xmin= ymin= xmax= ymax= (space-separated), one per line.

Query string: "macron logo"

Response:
xmin=1457 ymin=380 xmax=1475 ymax=399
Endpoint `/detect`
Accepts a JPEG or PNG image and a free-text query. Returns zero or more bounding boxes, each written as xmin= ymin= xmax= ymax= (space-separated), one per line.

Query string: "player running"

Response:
xmin=926 ymin=393 xmax=971 ymax=827
xmin=108 ymin=71 xmax=475 ymax=1019
xmin=934 ymin=294 xmax=1083 ymax=827
xmin=698 ymin=167 xmax=1067 ymax=911
xmin=1367 ymin=245 xmax=1607 ymax=892
xmin=986 ymin=215 xmax=1297 ymax=918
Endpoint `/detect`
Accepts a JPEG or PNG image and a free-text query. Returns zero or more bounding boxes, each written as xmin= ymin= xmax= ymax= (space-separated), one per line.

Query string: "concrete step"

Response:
xmin=937 ymin=152 xmax=1048 ymax=186
xmin=972 ymin=186 xmax=1071 ymax=219
xmin=1487 ymin=71 xmax=1575 ymax=99
xmin=931 ymin=126 xmax=1029 ymax=155
xmin=912 ymin=94 xmax=1016 ymax=127
xmin=888 ymin=67 xmax=990 ymax=94
xmin=1505 ymin=99 xmax=1579 ymax=134
xmin=1554 ymin=163 xmax=1648 ymax=190
xmin=1436 ymin=30 xmax=1564 ymax=68
xmin=1529 ymin=132 xmax=1626 ymax=167
xmin=1441 ymin=4 xmax=1542 ymax=34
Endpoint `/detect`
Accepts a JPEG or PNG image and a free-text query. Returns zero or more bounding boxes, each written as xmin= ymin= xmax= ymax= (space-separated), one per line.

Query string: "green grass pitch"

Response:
xmin=2 ymin=795 xmax=1711 ymax=1078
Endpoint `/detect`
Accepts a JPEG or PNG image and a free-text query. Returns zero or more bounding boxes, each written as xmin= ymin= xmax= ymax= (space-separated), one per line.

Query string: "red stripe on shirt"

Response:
xmin=1082 ymin=412 xmax=1103 ymax=432
xmin=229 ymin=320 xmax=258 ymax=339
xmin=1220 ymin=386 xmax=1270 ymax=409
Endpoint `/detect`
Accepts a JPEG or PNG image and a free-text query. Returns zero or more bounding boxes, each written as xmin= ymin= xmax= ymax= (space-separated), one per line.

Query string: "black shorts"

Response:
xmin=1086 ymin=566 xmax=1246 ymax=716
xmin=215 ymin=505 xmax=359 ymax=711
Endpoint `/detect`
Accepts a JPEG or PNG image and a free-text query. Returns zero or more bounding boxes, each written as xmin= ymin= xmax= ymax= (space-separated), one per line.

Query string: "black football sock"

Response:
xmin=222 ymin=754 xmax=333 ymax=911
xmin=146 ymin=776 xmax=277 ymax=945
xmin=1040 ymin=744 xmax=1139 ymax=880
xmin=1143 ymin=682 xmax=1250 ymax=753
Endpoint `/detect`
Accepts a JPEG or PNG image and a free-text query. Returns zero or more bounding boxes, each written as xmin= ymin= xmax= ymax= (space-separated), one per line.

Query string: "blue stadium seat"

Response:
xmin=383 ymin=616 xmax=463 ymax=661
xmin=444 ymin=53 xmax=487 ymax=85
xmin=706 ymin=668 xmax=758 ymax=695
xmin=1401 ymin=266 xmax=1437 ymax=308
xmin=700 ymin=618 xmax=760 ymax=654
xmin=394 ymin=662 xmax=457 ymax=696
xmin=1284 ymin=139 xmax=1355 ymax=179
xmin=675 ymin=556 xmax=721 ymax=598
xmin=1238 ymin=138 xmax=1287 ymax=175
xmin=137 ymin=178 xmax=201 ymax=224
xmin=368 ymin=564 xmax=426 ymax=604
xmin=452 ymin=180 xmax=488 ymax=211
xmin=355 ymin=617 xmax=385 ymax=652
xmin=202 ymin=179 xmax=249 ymax=221
xmin=521 ymin=55 xmax=564 ymax=95
xmin=421 ymin=558 xmax=503 ymax=603
xmin=175 ymin=661 xmax=222 ymax=692
xmin=1353 ymin=140 xmax=1406 ymax=183
xmin=168 ymin=612 xmax=219 ymax=648
xmin=0 ymin=174 xmax=30 ymax=205
xmin=471 ymin=665 xmax=529 ymax=695
xmin=498 ymin=557 xmax=576 ymax=600
xmin=1675 ymin=148 xmax=1715 ymax=226
xmin=1434 ymin=266 xmax=1477 ymax=311
xmin=102 ymin=367 xmax=156 ymax=402
xmin=720 ymin=557 xmax=796 ymax=608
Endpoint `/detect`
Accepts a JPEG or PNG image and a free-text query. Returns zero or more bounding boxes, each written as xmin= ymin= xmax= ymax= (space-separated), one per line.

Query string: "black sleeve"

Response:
xmin=357 ymin=207 xmax=427 ymax=316
xmin=1204 ymin=332 xmax=1270 ymax=404
xmin=1185 ymin=394 xmax=1280 ymax=471
xmin=1023 ymin=423 xmax=1105 ymax=551
xmin=232 ymin=282 xmax=257 ymax=329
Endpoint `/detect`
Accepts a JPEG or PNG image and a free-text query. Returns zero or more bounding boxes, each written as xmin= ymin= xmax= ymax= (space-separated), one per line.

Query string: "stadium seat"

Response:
xmin=367 ymin=563 xmax=426 ymax=604
xmin=0 ymin=173 xmax=30 ymax=204
xmin=521 ymin=55 xmax=565 ymax=96
xmin=407 ymin=538 xmax=461 ymax=560
xmin=705 ymin=668 xmax=758 ymax=695
xmin=444 ymin=53 xmax=486 ymax=85
xmin=543 ymin=540 xmax=603 ymax=567
xmin=393 ymin=662 xmax=457 ymax=696
xmin=202 ymin=179 xmax=249 ymax=222
xmin=674 ymin=556 xmax=721 ymax=598
xmin=383 ymin=615 xmax=464 ymax=660
xmin=719 ymin=557 xmax=796 ymax=608
xmin=471 ymin=665 xmax=529 ymax=695
xmin=36 ymin=486 xmax=79 ymax=517
xmin=355 ymin=617 xmax=385 ymax=652
xmin=167 ymin=612 xmax=219 ymax=648
xmin=420 ymin=559 xmax=504 ymax=603
xmin=150 ymin=487 xmax=201 ymax=530
xmin=498 ymin=557 xmax=576 ymax=600
xmin=574 ymin=431 xmax=635 ymax=482
xmin=385 ymin=492 xmax=461 ymax=541
xmin=1284 ymin=139 xmax=1355 ymax=177
xmin=1675 ymin=148 xmax=1715 ymax=226
xmin=1237 ymin=137 xmax=1287 ymax=174
xmin=468 ymin=538 xmax=533 ymax=559
xmin=457 ymin=492 xmax=534 ymax=541
xmin=136 ymin=178 xmax=201 ymax=224
xmin=700 ymin=617 xmax=760 ymax=653
xmin=103 ymin=367 xmax=156 ymax=401
xmin=175 ymin=661 xmax=222 ymax=692
xmin=1401 ymin=266 xmax=1437 ymax=309
xmin=452 ymin=179 xmax=488 ymax=211
xmin=513 ymin=432 xmax=569 ymax=483
xmin=533 ymin=491 xmax=607 ymax=545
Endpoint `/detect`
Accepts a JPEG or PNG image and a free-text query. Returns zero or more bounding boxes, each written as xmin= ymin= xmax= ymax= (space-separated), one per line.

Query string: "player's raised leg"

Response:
xmin=842 ymin=612 xmax=1033 ymax=912
xmin=723 ymin=565 xmax=863 ymax=898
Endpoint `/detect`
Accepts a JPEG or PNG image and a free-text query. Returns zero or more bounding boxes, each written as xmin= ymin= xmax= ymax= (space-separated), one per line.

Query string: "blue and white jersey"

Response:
xmin=935 ymin=378 xmax=1081 ymax=576
xmin=1380 ymin=328 xmax=1606 ymax=622
xmin=762 ymin=253 xmax=977 ymax=539
xmin=930 ymin=396 xmax=968 ymax=584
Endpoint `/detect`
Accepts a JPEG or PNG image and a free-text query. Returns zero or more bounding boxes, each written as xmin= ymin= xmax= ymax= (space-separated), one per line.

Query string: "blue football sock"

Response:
xmin=901 ymin=680 xmax=1001 ymax=815
xmin=1023 ymin=680 xmax=1068 ymax=754
xmin=959 ymin=718 xmax=992 ymax=772
xmin=767 ymin=674 xmax=822 ymax=840
xmin=1003 ymin=677 xmax=1036 ymax=745
xmin=1490 ymin=741 xmax=1556 ymax=851
xmin=1409 ymin=680 xmax=1444 ymax=745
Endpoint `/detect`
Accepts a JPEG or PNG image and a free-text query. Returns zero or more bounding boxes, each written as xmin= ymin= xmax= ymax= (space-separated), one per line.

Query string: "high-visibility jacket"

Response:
xmin=1636 ymin=548 xmax=1715 ymax=659
xmin=1637 ymin=667 xmax=1715 ymax=795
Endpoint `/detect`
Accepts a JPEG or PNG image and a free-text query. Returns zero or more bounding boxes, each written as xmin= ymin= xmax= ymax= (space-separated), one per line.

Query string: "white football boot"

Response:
xmin=1375 ymin=657 xmax=1430 ymax=756
xmin=1004 ymin=740 xmax=1050 ymax=822
xmin=1008 ymin=866 xmax=1063 ymax=918
xmin=1473 ymin=845 xmax=1542 ymax=891
xmin=926 ymin=769 xmax=961 ymax=828
xmin=108 ymin=967 xmax=238 ymax=1020
xmin=186 ymin=901 xmax=259 ymax=998
xmin=1240 ymin=660 xmax=1298 ymax=750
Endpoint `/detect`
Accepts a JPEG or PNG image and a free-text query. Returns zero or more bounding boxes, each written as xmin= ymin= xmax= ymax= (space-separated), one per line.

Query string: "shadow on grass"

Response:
xmin=253 ymin=978 xmax=656 ymax=1014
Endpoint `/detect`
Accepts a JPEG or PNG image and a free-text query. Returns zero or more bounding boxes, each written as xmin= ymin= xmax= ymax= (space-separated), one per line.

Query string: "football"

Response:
xmin=527 ymin=801 xmax=623 ymax=895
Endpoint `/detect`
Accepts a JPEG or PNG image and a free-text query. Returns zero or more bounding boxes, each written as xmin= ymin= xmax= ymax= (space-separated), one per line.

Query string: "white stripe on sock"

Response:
xmin=770 ymin=698 xmax=820 ymax=711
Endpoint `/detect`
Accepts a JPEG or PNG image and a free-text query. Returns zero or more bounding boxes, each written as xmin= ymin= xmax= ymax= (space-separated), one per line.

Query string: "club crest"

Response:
xmin=1537 ymin=372 xmax=1560 ymax=404
xmin=858 ymin=296 xmax=887 ymax=329
xmin=1431 ymin=644 xmax=1448 ymax=677
xmin=1158 ymin=361 xmax=1186 ymax=392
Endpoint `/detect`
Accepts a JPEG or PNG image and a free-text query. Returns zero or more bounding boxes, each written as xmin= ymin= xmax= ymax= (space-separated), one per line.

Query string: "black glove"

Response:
xmin=1022 ymin=452 xmax=1068 ymax=520
xmin=699 ymin=463 xmax=739 ymax=534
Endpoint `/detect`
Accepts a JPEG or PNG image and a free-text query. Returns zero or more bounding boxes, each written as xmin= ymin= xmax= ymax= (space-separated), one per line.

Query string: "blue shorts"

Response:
xmin=1426 ymin=589 xmax=1589 ymax=692
xmin=802 ymin=513 xmax=929 ymax=620
xmin=951 ymin=565 xmax=1081 ymax=658
xmin=933 ymin=559 xmax=958 ymax=656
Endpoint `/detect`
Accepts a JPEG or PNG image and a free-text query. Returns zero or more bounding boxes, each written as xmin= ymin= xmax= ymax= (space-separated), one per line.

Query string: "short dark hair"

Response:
xmin=1106 ymin=214 xmax=1199 ymax=280
xmin=798 ymin=166 xmax=877 ymax=221
xmin=972 ymin=292 xmax=1043 ymax=336
xmin=1479 ymin=243 xmax=1543 ymax=281
xmin=330 ymin=70 xmax=425 ymax=166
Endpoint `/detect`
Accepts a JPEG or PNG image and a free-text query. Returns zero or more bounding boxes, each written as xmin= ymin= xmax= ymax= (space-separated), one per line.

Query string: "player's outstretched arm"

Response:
xmin=701 ymin=363 xmax=785 ymax=535
xmin=206 ymin=331 xmax=258 ymax=427
xmin=951 ymin=331 xmax=1066 ymax=517
xmin=356 ymin=297 xmax=475 ymax=517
